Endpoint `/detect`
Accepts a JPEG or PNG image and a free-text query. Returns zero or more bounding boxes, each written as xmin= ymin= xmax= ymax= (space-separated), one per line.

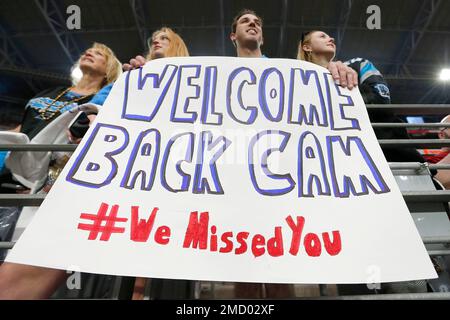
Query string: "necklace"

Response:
xmin=38 ymin=87 xmax=94 ymax=121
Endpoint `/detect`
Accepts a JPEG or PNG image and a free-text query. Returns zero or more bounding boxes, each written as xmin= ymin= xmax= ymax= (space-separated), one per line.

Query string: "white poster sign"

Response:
xmin=7 ymin=57 xmax=437 ymax=284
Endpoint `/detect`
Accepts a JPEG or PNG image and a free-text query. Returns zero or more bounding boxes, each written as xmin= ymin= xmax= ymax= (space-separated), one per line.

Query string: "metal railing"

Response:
xmin=1 ymin=140 xmax=449 ymax=151
xmin=367 ymin=104 xmax=450 ymax=115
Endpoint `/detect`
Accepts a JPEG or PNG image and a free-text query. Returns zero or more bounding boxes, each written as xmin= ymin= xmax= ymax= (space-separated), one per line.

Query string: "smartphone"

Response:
xmin=69 ymin=112 xmax=91 ymax=139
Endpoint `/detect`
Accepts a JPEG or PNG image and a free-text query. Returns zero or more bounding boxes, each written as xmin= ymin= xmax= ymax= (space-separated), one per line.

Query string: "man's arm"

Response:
xmin=122 ymin=55 xmax=147 ymax=71
xmin=327 ymin=61 xmax=358 ymax=90
xmin=344 ymin=57 xmax=391 ymax=104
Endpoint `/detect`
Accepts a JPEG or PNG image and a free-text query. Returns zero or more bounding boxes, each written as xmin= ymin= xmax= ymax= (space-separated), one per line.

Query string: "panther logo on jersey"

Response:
xmin=374 ymin=84 xmax=390 ymax=99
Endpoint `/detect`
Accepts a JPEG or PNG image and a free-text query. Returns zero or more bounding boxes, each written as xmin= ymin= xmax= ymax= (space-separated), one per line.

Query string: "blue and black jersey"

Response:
xmin=345 ymin=57 xmax=425 ymax=163
xmin=344 ymin=57 xmax=391 ymax=104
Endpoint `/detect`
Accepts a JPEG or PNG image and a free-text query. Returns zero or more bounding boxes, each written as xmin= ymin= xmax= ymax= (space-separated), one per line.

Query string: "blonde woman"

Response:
xmin=80 ymin=27 xmax=189 ymax=131
xmin=0 ymin=43 xmax=122 ymax=300
xmin=20 ymin=42 xmax=121 ymax=140
xmin=0 ymin=43 xmax=122 ymax=192
xmin=122 ymin=27 xmax=190 ymax=300
xmin=123 ymin=27 xmax=189 ymax=70
xmin=0 ymin=31 xmax=189 ymax=300
xmin=67 ymin=27 xmax=188 ymax=142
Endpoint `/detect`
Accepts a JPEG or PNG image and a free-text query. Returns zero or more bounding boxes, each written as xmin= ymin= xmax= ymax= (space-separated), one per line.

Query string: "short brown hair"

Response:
xmin=231 ymin=9 xmax=263 ymax=33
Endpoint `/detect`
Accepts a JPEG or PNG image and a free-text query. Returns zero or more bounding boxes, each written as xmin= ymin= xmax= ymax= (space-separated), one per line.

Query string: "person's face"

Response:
xmin=439 ymin=128 xmax=450 ymax=139
xmin=79 ymin=47 xmax=107 ymax=75
xmin=230 ymin=13 xmax=263 ymax=48
xmin=303 ymin=31 xmax=336 ymax=56
xmin=150 ymin=31 xmax=171 ymax=59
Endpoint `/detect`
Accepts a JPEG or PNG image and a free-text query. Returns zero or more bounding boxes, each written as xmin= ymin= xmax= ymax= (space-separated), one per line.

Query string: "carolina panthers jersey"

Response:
xmin=344 ymin=57 xmax=391 ymax=104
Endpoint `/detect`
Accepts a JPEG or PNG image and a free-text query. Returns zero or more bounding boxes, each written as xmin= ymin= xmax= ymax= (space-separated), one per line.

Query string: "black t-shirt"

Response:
xmin=20 ymin=87 xmax=93 ymax=140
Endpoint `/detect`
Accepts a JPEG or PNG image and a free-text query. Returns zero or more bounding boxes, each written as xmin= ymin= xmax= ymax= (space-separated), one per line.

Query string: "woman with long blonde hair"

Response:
xmin=123 ymin=26 xmax=189 ymax=70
